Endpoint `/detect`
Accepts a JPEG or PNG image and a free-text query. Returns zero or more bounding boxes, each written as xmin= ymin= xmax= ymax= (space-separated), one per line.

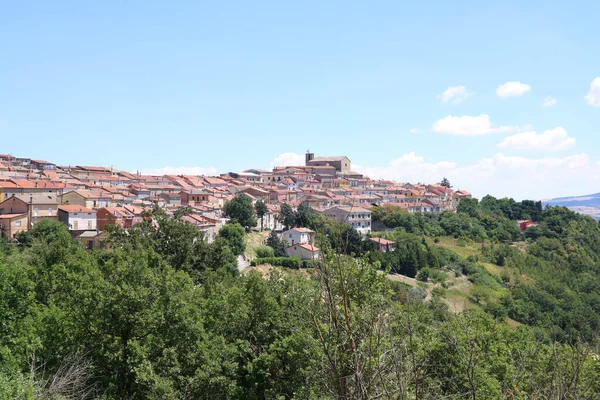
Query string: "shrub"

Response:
xmin=251 ymin=257 xmax=302 ymax=269
xmin=431 ymin=286 xmax=446 ymax=298
xmin=255 ymin=246 xmax=275 ymax=258
xmin=416 ymin=268 xmax=430 ymax=282
xmin=407 ymin=287 xmax=427 ymax=303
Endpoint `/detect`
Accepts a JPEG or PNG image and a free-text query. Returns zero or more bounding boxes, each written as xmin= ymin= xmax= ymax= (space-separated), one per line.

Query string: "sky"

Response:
xmin=1 ymin=1 xmax=599 ymax=200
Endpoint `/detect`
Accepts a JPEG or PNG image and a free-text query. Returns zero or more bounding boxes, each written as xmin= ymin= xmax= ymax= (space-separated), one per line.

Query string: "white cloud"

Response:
xmin=432 ymin=114 xmax=519 ymax=136
xmin=438 ymin=86 xmax=474 ymax=104
xmin=542 ymin=97 xmax=558 ymax=107
xmin=496 ymin=81 xmax=532 ymax=98
xmin=354 ymin=152 xmax=600 ymax=200
xmin=585 ymin=77 xmax=600 ymax=107
xmin=141 ymin=166 xmax=218 ymax=175
xmin=497 ymin=127 xmax=575 ymax=151
xmin=271 ymin=152 xmax=305 ymax=167
xmin=409 ymin=128 xmax=420 ymax=134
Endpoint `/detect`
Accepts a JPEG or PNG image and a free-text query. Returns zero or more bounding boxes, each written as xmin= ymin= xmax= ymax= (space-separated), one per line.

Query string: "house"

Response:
xmin=0 ymin=195 xmax=59 ymax=228
xmin=159 ymin=192 xmax=182 ymax=206
xmin=31 ymin=160 xmax=57 ymax=170
xmin=287 ymin=243 xmax=320 ymax=260
xmin=97 ymin=207 xmax=141 ymax=230
xmin=323 ymin=206 xmax=372 ymax=234
xmin=60 ymin=189 xmax=112 ymax=209
xmin=369 ymin=237 xmax=396 ymax=252
xmin=74 ymin=230 xmax=108 ymax=250
xmin=516 ymin=220 xmax=537 ymax=233
xmin=259 ymin=204 xmax=284 ymax=231
xmin=283 ymin=227 xmax=315 ymax=246
xmin=58 ymin=205 xmax=97 ymax=231
xmin=0 ymin=213 xmax=28 ymax=239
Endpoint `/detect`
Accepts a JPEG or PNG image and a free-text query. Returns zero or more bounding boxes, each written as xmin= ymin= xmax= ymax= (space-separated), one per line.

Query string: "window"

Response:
xmin=87 ymin=241 xmax=94 ymax=250
xmin=15 ymin=221 xmax=22 ymax=227
xmin=48 ymin=208 xmax=53 ymax=216
xmin=88 ymin=220 xmax=92 ymax=229
xmin=34 ymin=208 xmax=38 ymax=217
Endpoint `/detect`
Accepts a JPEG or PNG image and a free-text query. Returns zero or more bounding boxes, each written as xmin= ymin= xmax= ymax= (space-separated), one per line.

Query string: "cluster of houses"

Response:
xmin=0 ymin=152 xmax=471 ymax=251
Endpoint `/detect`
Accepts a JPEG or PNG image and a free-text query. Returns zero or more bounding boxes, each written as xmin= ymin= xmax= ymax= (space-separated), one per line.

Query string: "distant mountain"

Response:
xmin=542 ymin=192 xmax=600 ymax=220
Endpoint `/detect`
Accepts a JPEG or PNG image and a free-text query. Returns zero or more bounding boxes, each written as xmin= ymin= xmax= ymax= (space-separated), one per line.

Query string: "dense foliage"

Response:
xmin=223 ymin=194 xmax=257 ymax=228
xmin=0 ymin=199 xmax=599 ymax=399
xmin=372 ymin=197 xmax=600 ymax=342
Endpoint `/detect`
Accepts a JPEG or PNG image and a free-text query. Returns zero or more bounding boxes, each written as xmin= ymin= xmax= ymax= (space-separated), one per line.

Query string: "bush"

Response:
xmin=255 ymin=246 xmax=275 ymax=258
xmin=483 ymin=302 xmax=508 ymax=320
xmin=416 ymin=268 xmax=430 ymax=282
xmin=407 ymin=287 xmax=427 ymax=303
xmin=431 ymin=286 xmax=446 ymax=298
xmin=251 ymin=257 xmax=302 ymax=269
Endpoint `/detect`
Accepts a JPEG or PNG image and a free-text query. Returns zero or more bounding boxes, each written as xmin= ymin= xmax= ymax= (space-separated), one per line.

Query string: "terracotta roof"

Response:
xmin=369 ymin=237 xmax=395 ymax=245
xmin=296 ymin=243 xmax=320 ymax=251
xmin=0 ymin=213 xmax=26 ymax=219
xmin=59 ymin=205 xmax=97 ymax=213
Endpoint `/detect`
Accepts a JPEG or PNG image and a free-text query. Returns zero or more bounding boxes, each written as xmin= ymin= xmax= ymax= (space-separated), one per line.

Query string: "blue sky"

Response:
xmin=1 ymin=1 xmax=599 ymax=199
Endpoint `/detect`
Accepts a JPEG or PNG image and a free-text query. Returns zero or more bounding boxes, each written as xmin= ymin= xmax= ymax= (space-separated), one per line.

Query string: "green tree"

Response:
xmin=266 ymin=230 xmax=288 ymax=257
xmin=295 ymin=201 xmax=314 ymax=227
xmin=223 ymin=194 xmax=257 ymax=228
xmin=279 ymin=203 xmax=296 ymax=230
xmin=440 ymin=177 xmax=451 ymax=188
xmin=254 ymin=200 xmax=269 ymax=231
xmin=218 ymin=223 xmax=246 ymax=256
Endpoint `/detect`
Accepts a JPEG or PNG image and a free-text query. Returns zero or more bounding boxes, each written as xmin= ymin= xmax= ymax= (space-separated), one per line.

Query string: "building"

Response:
xmin=305 ymin=153 xmax=351 ymax=174
xmin=58 ymin=205 xmax=97 ymax=231
xmin=516 ymin=220 xmax=537 ymax=233
xmin=0 ymin=213 xmax=27 ymax=239
xmin=287 ymin=243 xmax=320 ymax=260
xmin=97 ymin=207 xmax=141 ymax=231
xmin=61 ymin=190 xmax=112 ymax=209
xmin=323 ymin=206 xmax=372 ymax=234
xmin=282 ymin=227 xmax=315 ymax=246
xmin=369 ymin=237 xmax=396 ymax=252
xmin=74 ymin=230 xmax=107 ymax=250
xmin=0 ymin=195 xmax=59 ymax=229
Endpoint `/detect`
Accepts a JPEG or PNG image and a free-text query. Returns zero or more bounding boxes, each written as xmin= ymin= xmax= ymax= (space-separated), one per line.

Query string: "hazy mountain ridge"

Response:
xmin=542 ymin=192 xmax=600 ymax=220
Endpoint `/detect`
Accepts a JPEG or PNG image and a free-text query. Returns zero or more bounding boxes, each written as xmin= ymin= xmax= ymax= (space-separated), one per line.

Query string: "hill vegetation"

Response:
xmin=0 ymin=200 xmax=599 ymax=399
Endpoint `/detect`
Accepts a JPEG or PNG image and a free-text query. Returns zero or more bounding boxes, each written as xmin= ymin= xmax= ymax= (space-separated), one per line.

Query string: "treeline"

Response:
xmin=370 ymin=196 xmax=600 ymax=343
xmin=1 ymin=214 xmax=599 ymax=399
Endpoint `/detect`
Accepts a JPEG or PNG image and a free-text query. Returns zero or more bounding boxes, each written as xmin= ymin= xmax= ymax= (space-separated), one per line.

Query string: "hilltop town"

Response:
xmin=0 ymin=152 xmax=471 ymax=248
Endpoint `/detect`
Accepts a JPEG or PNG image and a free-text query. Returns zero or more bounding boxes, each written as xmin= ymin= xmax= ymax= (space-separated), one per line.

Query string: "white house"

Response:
xmin=323 ymin=206 xmax=372 ymax=234
xmin=282 ymin=227 xmax=315 ymax=246
xmin=287 ymin=243 xmax=320 ymax=260
xmin=58 ymin=205 xmax=97 ymax=231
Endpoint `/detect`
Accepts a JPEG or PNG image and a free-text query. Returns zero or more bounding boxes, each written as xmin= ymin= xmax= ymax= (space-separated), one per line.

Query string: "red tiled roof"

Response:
xmin=59 ymin=205 xmax=97 ymax=213
xmin=369 ymin=237 xmax=395 ymax=245
xmin=0 ymin=213 xmax=26 ymax=219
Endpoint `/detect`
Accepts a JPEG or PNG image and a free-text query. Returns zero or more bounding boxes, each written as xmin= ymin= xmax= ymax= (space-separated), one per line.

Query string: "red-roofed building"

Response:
xmin=58 ymin=205 xmax=97 ymax=231
xmin=369 ymin=237 xmax=396 ymax=252
xmin=97 ymin=207 xmax=142 ymax=230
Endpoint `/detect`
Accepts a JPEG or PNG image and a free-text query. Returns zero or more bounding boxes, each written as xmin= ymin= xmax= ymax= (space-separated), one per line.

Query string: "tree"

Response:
xmin=223 ymin=194 xmax=257 ymax=228
xmin=218 ymin=223 xmax=246 ymax=256
xmin=440 ymin=177 xmax=451 ymax=188
xmin=266 ymin=230 xmax=288 ymax=257
xmin=279 ymin=203 xmax=296 ymax=230
xmin=254 ymin=200 xmax=269 ymax=231
xmin=457 ymin=197 xmax=479 ymax=217
xmin=295 ymin=201 xmax=314 ymax=227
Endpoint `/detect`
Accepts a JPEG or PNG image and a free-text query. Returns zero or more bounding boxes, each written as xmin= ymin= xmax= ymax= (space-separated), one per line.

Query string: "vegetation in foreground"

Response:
xmin=0 ymin=199 xmax=599 ymax=399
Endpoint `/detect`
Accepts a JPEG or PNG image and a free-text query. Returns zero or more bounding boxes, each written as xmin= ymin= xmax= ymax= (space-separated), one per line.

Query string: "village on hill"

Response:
xmin=0 ymin=152 xmax=471 ymax=250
